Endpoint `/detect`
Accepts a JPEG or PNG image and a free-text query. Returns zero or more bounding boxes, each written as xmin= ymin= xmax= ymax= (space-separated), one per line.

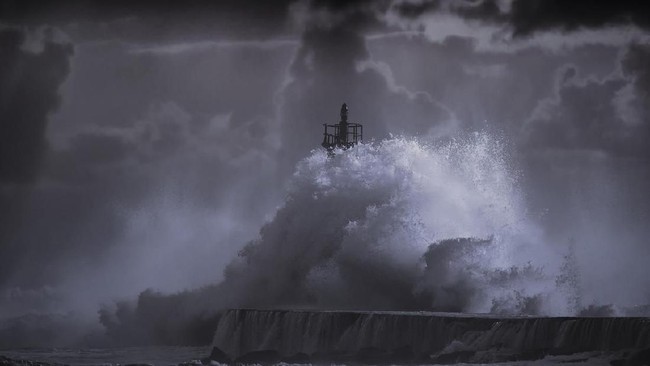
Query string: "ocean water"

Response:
xmin=0 ymin=346 xmax=211 ymax=366
xmin=0 ymin=347 xmax=613 ymax=366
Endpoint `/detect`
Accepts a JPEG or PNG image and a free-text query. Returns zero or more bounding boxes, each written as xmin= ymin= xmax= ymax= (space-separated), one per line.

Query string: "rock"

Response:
xmin=207 ymin=346 xmax=231 ymax=364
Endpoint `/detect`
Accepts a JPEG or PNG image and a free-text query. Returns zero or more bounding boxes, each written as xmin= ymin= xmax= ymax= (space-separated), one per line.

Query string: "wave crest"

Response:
xmin=222 ymin=134 xmax=563 ymax=314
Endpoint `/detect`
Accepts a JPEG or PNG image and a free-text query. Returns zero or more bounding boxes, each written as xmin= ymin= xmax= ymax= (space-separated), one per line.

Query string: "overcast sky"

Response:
xmin=1 ymin=0 xmax=650 ymax=325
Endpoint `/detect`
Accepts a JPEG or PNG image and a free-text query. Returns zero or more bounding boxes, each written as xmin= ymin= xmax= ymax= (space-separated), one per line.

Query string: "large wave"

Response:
xmin=218 ymin=134 xmax=567 ymax=314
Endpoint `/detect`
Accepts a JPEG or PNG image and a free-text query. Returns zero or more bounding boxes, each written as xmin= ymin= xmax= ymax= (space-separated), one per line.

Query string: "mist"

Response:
xmin=1 ymin=0 xmax=649 ymax=347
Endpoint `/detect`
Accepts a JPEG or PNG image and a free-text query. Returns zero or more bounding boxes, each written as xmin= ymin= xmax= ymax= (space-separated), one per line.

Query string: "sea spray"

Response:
xmin=222 ymin=133 xmax=565 ymax=314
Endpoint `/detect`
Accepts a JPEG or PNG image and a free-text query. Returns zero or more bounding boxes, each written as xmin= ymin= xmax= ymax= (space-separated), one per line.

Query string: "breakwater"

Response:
xmin=210 ymin=309 xmax=650 ymax=363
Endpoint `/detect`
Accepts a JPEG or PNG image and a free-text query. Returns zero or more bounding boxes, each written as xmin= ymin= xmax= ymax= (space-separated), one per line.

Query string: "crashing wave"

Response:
xmin=218 ymin=134 xmax=564 ymax=314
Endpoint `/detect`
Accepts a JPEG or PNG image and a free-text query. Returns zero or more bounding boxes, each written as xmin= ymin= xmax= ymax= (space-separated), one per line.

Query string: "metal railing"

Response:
xmin=322 ymin=123 xmax=363 ymax=149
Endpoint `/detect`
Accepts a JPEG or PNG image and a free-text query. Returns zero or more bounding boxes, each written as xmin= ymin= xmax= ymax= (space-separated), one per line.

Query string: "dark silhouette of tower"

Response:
xmin=322 ymin=103 xmax=363 ymax=151
xmin=339 ymin=103 xmax=349 ymax=145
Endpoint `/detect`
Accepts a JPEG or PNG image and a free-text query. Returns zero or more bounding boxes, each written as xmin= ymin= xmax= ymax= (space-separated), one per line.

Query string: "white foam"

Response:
xmin=223 ymin=134 xmax=567 ymax=314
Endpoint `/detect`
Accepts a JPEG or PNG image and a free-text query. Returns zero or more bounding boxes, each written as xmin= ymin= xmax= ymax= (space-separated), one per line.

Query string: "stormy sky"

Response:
xmin=1 ymin=0 xmax=650 ymax=341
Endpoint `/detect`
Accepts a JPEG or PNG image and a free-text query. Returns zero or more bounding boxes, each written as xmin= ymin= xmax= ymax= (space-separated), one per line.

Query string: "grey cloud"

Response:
xmin=51 ymin=40 xmax=293 ymax=135
xmin=368 ymin=35 xmax=563 ymax=134
xmin=622 ymin=43 xmax=650 ymax=114
xmin=523 ymin=59 xmax=649 ymax=158
xmin=67 ymin=133 xmax=133 ymax=166
xmin=129 ymin=39 xmax=298 ymax=55
xmin=279 ymin=12 xmax=451 ymax=168
xmin=394 ymin=0 xmax=506 ymax=22
xmin=371 ymin=34 xmax=628 ymax=143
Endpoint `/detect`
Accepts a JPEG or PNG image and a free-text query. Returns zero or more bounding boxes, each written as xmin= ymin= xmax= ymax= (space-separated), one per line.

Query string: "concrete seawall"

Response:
xmin=210 ymin=309 xmax=650 ymax=363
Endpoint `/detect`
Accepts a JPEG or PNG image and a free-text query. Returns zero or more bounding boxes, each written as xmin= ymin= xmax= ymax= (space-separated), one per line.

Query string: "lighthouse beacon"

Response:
xmin=321 ymin=103 xmax=363 ymax=151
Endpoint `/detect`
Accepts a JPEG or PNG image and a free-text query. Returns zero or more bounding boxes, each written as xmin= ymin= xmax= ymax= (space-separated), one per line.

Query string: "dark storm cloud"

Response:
xmin=507 ymin=0 xmax=650 ymax=36
xmin=0 ymin=28 xmax=73 ymax=184
xmin=0 ymin=0 xmax=290 ymax=22
xmin=392 ymin=0 xmax=650 ymax=36
xmin=394 ymin=0 xmax=504 ymax=21
xmin=0 ymin=0 xmax=294 ymax=43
